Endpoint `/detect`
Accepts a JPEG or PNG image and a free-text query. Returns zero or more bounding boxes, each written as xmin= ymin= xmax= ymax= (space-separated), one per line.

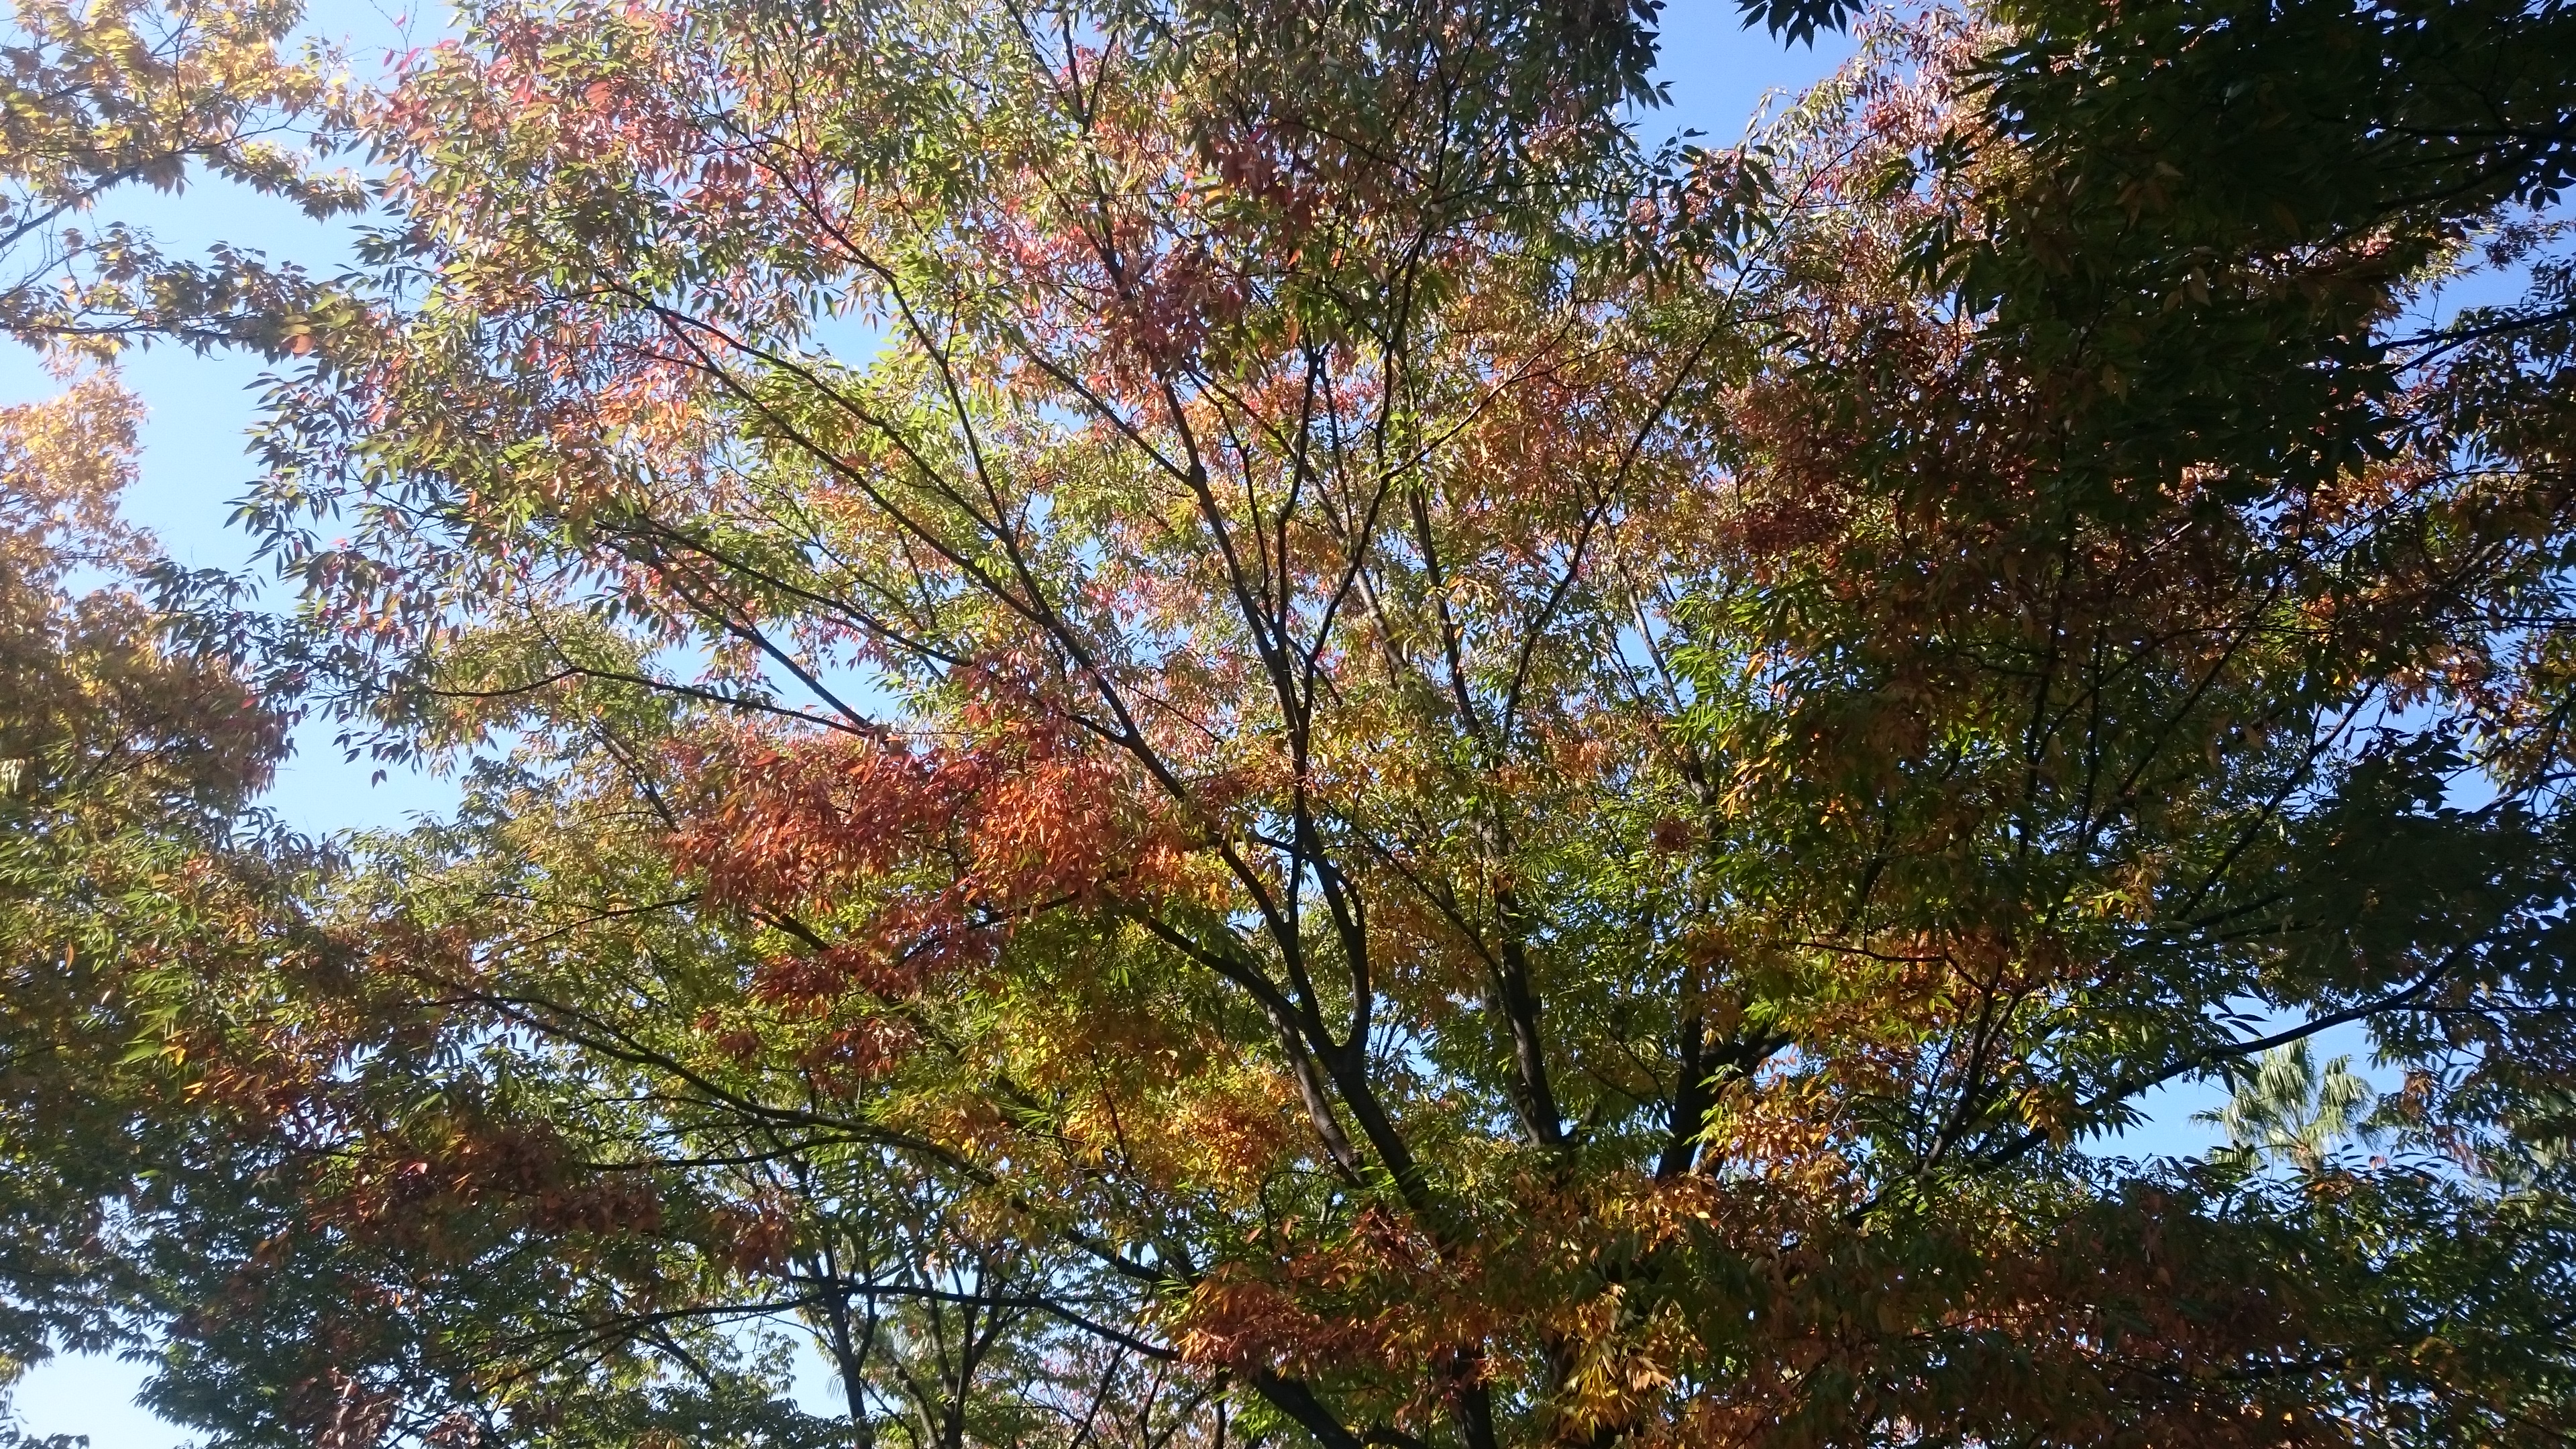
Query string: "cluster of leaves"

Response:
xmin=0 ymin=0 xmax=364 ymax=355
xmin=9 ymin=0 xmax=2576 ymax=1445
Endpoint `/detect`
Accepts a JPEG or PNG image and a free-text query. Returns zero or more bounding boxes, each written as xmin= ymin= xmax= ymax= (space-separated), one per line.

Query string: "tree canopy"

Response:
xmin=8 ymin=0 xmax=2576 ymax=1445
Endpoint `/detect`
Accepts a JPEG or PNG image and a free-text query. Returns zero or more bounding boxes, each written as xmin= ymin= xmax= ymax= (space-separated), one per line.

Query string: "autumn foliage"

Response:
xmin=6 ymin=0 xmax=2576 ymax=1445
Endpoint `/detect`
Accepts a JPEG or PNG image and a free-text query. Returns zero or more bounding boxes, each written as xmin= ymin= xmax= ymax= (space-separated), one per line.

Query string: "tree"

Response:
xmin=115 ymin=0 xmax=2576 ymax=1444
xmin=0 ymin=0 xmax=360 ymax=355
xmin=0 ymin=0 xmax=365 ymax=1436
xmin=2194 ymin=1043 xmax=2383 ymax=1177
xmin=0 ymin=372 xmax=317 ymax=1434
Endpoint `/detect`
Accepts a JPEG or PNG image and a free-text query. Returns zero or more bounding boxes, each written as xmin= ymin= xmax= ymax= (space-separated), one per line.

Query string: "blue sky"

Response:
xmin=4 ymin=6 xmax=2263 ymax=1443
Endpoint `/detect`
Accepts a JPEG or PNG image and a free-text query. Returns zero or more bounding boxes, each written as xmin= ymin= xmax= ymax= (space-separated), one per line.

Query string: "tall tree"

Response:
xmin=151 ymin=0 xmax=2576 ymax=1444
xmin=0 ymin=372 xmax=313 ymax=1430
xmin=0 ymin=0 xmax=360 ymax=1434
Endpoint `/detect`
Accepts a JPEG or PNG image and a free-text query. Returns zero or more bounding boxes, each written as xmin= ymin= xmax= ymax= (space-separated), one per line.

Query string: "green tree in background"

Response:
xmin=2195 ymin=1042 xmax=2383 ymax=1175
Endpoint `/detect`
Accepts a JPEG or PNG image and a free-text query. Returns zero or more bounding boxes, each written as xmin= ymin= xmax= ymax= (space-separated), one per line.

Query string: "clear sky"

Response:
xmin=3 ymin=7 xmax=2260 ymax=1443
